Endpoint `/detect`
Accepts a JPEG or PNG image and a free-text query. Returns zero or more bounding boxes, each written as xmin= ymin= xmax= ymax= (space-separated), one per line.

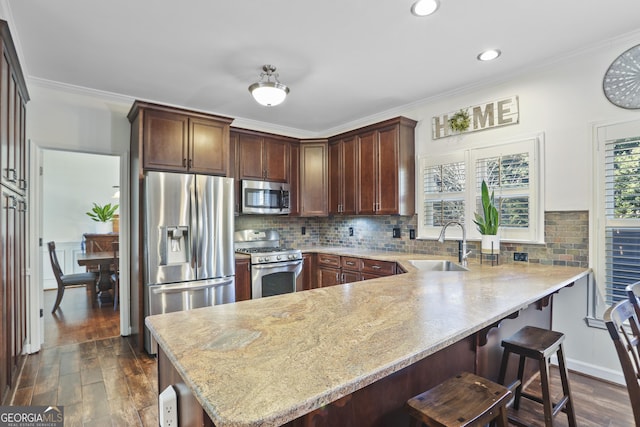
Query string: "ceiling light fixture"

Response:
xmin=411 ymin=0 xmax=440 ymax=17
xmin=477 ymin=49 xmax=501 ymax=61
xmin=248 ymin=64 xmax=290 ymax=107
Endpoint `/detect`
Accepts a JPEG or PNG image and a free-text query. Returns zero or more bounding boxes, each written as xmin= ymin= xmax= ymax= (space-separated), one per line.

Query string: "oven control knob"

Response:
xmin=258 ymin=257 xmax=265 ymax=263
xmin=288 ymin=254 xmax=296 ymax=260
xmin=276 ymin=255 xmax=282 ymax=261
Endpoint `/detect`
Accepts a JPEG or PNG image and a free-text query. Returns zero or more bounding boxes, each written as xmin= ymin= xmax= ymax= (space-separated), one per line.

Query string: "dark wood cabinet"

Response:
xmin=298 ymin=140 xmax=328 ymax=216
xmin=129 ymin=101 xmax=233 ymax=176
xmin=300 ymin=253 xmax=315 ymax=290
xmin=329 ymin=137 xmax=357 ymax=215
xmin=0 ymin=19 xmax=28 ymax=405
xmin=316 ymin=254 xmax=395 ymax=288
xmin=330 ymin=117 xmax=416 ymax=216
xmin=235 ymin=129 xmax=291 ymax=183
xmin=234 ymin=258 xmax=251 ymax=302
xmin=289 ymin=142 xmax=300 ymax=216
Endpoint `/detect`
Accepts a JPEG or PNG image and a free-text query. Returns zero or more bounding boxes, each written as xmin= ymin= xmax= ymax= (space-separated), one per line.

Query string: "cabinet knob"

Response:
xmin=182 ymin=158 xmax=187 ymax=167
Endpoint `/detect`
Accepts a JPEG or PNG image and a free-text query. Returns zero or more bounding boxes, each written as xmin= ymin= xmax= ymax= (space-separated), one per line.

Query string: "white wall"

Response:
xmin=42 ymin=150 xmax=119 ymax=289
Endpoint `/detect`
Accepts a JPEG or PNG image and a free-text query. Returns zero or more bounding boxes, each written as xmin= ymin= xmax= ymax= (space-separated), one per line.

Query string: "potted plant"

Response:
xmin=472 ymin=180 xmax=500 ymax=254
xmin=86 ymin=202 xmax=119 ymax=234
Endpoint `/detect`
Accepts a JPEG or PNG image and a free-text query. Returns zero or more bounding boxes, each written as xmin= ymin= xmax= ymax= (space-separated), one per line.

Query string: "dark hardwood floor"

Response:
xmin=8 ymin=287 xmax=636 ymax=426
xmin=11 ymin=287 xmax=158 ymax=426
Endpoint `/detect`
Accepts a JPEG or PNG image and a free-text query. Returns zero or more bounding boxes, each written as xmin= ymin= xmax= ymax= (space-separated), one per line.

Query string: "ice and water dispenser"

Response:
xmin=159 ymin=226 xmax=190 ymax=265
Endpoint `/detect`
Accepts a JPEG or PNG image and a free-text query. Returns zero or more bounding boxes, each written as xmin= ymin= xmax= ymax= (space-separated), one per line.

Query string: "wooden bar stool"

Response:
xmin=497 ymin=326 xmax=577 ymax=427
xmin=405 ymin=371 xmax=511 ymax=427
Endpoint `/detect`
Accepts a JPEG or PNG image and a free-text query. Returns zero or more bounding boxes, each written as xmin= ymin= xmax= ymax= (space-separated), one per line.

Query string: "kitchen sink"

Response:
xmin=408 ymin=259 xmax=469 ymax=272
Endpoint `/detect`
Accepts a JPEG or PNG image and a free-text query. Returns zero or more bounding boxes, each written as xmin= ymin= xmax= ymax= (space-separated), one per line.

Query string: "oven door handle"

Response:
xmin=252 ymin=261 xmax=302 ymax=271
xmin=150 ymin=278 xmax=234 ymax=294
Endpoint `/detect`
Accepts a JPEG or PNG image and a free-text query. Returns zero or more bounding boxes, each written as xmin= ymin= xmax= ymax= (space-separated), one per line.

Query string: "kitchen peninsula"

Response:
xmin=146 ymin=255 xmax=589 ymax=427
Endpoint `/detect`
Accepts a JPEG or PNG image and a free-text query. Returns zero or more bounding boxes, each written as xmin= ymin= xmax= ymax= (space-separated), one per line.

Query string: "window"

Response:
xmin=417 ymin=136 xmax=543 ymax=242
xmin=594 ymin=120 xmax=640 ymax=312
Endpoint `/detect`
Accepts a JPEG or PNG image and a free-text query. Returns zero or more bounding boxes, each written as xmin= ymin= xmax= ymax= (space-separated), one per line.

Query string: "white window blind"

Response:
xmin=422 ymin=160 xmax=466 ymax=227
xmin=417 ymin=136 xmax=543 ymax=242
xmin=603 ymin=136 xmax=640 ymax=305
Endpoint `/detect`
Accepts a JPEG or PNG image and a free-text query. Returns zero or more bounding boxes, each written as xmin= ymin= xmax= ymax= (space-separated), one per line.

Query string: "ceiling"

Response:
xmin=6 ymin=0 xmax=640 ymax=135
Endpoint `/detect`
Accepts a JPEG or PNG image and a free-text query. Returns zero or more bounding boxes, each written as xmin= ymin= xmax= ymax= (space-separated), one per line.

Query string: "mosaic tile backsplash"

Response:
xmin=235 ymin=211 xmax=588 ymax=267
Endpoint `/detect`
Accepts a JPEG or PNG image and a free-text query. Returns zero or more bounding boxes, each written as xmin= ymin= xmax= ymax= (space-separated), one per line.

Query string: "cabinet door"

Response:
xmin=328 ymin=141 xmax=342 ymax=215
xmin=143 ymin=110 xmax=189 ymax=171
xmin=357 ymin=131 xmax=377 ymax=215
xmin=263 ymin=137 xmax=289 ymax=182
xmin=237 ymin=133 xmax=264 ymax=180
xmin=0 ymin=52 xmax=9 ymax=188
xmin=234 ymin=259 xmax=251 ymax=302
xmin=375 ymin=125 xmax=400 ymax=215
xmin=341 ymin=270 xmax=361 ymax=284
xmin=318 ymin=266 xmax=341 ymax=287
xmin=299 ymin=142 xmax=327 ymax=216
xmin=301 ymin=253 xmax=316 ymax=290
xmin=289 ymin=142 xmax=300 ymax=216
xmin=189 ymin=117 xmax=229 ymax=175
xmin=342 ymin=137 xmax=358 ymax=215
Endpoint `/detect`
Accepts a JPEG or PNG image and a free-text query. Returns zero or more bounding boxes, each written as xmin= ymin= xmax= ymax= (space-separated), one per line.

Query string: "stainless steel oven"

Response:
xmin=235 ymin=229 xmax=303 ymax=299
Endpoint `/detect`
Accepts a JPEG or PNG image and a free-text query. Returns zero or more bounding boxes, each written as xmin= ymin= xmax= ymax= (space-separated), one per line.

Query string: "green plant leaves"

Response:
xmin=86 ymin=202 xmax=119 ymax=222
xmin=472 ymin=180 xmax=499 ymax=234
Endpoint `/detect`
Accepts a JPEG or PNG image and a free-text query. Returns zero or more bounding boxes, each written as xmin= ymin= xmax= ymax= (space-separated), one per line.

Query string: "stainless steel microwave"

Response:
xmin=241 ymin=180 xmax=291 ymax=214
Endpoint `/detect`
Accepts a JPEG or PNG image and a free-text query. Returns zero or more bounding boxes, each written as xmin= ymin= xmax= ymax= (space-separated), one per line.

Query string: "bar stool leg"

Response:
xmin=538 ymin=356 xmax=554 ymax=426
xmin=557 ymin=344 xmax=577 ymax=427
xmin=513 ymin=354 xmax=526 ymax=410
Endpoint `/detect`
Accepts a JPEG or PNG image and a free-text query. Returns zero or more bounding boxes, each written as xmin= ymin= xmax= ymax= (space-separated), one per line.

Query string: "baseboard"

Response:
xmin=551 ymin=355 xmax=625 ymax=386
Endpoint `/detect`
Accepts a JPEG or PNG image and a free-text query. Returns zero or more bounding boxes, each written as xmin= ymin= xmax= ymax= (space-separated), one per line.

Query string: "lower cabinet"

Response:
xmin=234 ymin=258 xmax=251 ymax=302
xmin=300 ymin=253 xmax=315 ymax=290
xmin=316 ymin=254 xmax=396 ymax=288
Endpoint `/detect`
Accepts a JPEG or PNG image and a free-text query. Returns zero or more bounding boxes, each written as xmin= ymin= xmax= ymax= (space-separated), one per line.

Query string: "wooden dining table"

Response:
xmin=77 ymin=251 xmax=117 ymax=305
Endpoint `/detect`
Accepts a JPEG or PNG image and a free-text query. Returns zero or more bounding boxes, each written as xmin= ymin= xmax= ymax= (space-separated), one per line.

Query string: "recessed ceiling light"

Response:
xmin=411 ymin=0 xmax=440 ymax=17
xmin=477 ymin=49 xmax=502 ymax=61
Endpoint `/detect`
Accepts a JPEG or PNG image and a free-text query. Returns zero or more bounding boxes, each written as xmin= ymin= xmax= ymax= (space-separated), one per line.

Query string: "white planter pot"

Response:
xmin=94 ymin=221 xmax=111 ymax=234
xmin=481 ymin=234 xmax=500 ymax=254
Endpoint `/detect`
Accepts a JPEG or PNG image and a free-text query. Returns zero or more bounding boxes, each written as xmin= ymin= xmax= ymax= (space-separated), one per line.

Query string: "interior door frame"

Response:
xmin=27 ymin=141 xmax=131 ymax=353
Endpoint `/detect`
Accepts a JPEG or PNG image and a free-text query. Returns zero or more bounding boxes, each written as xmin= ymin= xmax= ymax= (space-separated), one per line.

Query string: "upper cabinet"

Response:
xmin=328 ymin=136 xmax=357 ymax=215
xmin=128 ymin=101 xmax=233 ymax=176
xmin=0 ymin=22 xmax=29 ymax=196
xmin=331 ymin=117 xmax=417 ymax=216
xmin=235 ymin=129 xmax=291 ymax=183
xmin=298 ymin=140 xmax=328 ymax=217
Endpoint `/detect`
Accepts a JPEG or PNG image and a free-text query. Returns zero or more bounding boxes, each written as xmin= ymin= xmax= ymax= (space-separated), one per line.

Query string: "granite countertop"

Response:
xmin=146 ymin=250 xmax=590 ymax=427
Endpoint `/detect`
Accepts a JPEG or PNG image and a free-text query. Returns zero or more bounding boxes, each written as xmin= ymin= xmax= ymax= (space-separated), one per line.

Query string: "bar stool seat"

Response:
xmin=405 ymin=371 xmax=511 ymax=427
xmin=497 ymin=326 xmax=577 ymax=427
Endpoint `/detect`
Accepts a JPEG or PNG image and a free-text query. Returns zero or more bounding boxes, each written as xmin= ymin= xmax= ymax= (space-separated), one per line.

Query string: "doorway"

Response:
xmin=31 ymin=146 xmax=129 ymax=352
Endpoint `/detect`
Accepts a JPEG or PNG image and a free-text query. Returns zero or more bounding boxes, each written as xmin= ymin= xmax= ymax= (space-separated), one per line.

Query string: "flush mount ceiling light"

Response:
xmin=248 ymin=64 xmax=290 ymax=107
xmin=477 ymin=49 xmax=502 ymax=61
xmin=411 ymin=0 xmax=440 ymax=17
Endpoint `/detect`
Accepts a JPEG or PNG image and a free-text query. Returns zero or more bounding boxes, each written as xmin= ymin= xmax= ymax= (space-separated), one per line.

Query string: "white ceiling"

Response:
xmin=6 ymin=0 xmax=640 ymax=134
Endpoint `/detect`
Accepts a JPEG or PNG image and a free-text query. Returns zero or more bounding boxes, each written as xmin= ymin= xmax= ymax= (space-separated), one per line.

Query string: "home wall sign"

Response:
xmin=432 ymin=95 xmax=519 ymax=139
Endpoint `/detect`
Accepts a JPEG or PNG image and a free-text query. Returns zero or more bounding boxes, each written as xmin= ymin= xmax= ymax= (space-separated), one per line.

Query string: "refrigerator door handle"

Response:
xmin=151 ymin=278 xmax=234 ymax=295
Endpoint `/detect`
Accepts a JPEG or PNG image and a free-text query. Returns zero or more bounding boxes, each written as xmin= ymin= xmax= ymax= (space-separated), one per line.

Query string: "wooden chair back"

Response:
xmin=47 ymin=241 xmax=64 ymax=287
xmin=604 ymin=299 xmax=640 ymax=426
xmin=626 ymin=281 xmax=640 ymax=322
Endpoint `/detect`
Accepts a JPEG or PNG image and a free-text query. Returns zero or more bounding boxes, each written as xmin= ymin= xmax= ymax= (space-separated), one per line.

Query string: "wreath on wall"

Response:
xmin=448 ymin=109 xmax=470 ymax=133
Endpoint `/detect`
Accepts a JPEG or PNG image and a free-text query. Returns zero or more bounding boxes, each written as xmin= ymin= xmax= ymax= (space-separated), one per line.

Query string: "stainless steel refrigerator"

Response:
xmin=143 ymin=171 xmax=235 ymax=354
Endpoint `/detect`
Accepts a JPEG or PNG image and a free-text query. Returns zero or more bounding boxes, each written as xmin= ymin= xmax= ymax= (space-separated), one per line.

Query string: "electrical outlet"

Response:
xmin=409 ymin=229 xmax=416 ymax=240
xmin=349 ymin=227 xmax=354 ymax=236
xmin=301 ymin=226 xmax=306 ymax=235
xmin=159 ymin=385 xmax=178 ymax=427
xmin=392 ymin=228 xmax=401 ymax=238
xmin=514 ymin=252 xmax=529 ymax=262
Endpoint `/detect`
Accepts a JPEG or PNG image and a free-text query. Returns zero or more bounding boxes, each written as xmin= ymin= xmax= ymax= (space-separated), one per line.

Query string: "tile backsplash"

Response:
xmin=235 ymin=210 xmax=588 ymax=267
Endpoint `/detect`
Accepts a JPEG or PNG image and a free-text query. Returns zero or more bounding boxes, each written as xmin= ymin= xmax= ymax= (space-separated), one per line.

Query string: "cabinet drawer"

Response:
xmin=317 ymin=254 xmax=341 ymax=268
xmin=341 ymin=256 xmax=362 ymax=271
xmin=361 ymin=259 xmax=396 ymax=276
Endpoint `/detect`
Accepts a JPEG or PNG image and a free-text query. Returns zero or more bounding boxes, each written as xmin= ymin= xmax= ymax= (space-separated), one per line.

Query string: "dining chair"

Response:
xmin=626 ymin=281 xmax=640 ymax=321
xmin=110 ymin=241 xmax=119 ymax=311
xmin=47 ymin=241 xmax=99 ymax=312
xmin=603 ymin=299 xmax=640 ymax=426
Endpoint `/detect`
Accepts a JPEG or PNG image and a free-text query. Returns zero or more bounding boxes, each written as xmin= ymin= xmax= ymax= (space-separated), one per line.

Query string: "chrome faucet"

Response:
xmin=437 ymin=221 xmax=471 ymax=267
